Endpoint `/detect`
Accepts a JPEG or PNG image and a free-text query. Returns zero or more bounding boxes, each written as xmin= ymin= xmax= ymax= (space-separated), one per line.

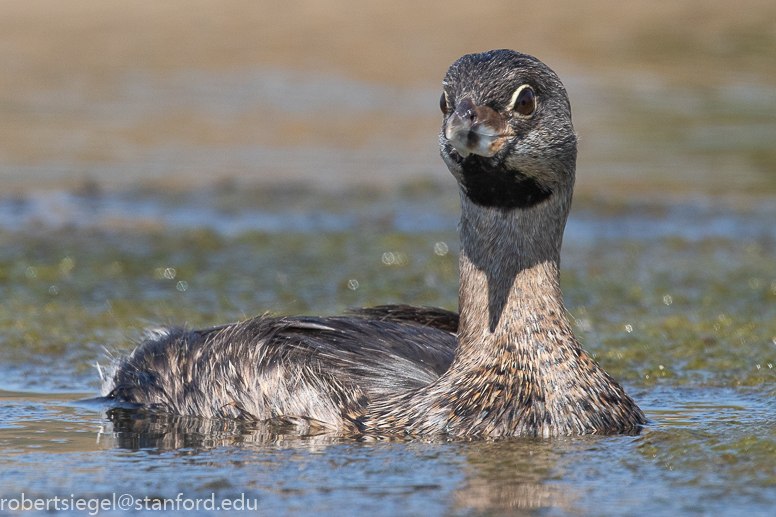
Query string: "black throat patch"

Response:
xmin=459 ymin=157 xmax=553 ymax=210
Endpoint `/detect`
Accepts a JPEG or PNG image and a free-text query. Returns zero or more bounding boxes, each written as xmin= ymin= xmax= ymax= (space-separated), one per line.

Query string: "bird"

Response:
xmin=103 ymin=49 xmax=647 ymax=438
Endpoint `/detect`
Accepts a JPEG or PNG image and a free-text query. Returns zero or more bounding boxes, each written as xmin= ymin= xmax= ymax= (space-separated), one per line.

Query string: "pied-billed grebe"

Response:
xmin=104 ymin=50 xmax=646 ymax=437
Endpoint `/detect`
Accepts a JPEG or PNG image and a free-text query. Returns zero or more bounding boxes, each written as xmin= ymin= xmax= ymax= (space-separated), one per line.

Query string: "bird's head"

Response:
xmin=439 ymin=50 xmax=577 ymax=210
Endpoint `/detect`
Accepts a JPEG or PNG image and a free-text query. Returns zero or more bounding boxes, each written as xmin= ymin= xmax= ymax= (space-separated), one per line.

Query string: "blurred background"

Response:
xmin=1 ymin=0 xmax=774 ymax=197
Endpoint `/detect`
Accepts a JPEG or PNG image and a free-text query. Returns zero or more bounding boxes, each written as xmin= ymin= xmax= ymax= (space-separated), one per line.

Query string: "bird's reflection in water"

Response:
xmin=103 ymin=409 xmax=604 ymax=514
xmin=104 ymin=408 xmax=346 ymax=451
xmin=452 ymin=439 xmax=585 ymax=515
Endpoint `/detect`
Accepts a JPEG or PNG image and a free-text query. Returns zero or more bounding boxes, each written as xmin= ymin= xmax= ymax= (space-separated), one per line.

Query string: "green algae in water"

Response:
xmin=4 ymin=209 xmax=774 ymax=394
xmin=0 ymin=226 xmax=461 ymax=390
xmin=0 ymin=192 xmax=776 ymax=515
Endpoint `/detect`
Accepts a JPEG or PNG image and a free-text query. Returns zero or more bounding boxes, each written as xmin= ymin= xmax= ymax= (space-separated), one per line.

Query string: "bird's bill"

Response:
xmin=444 ymin=98 xmax=511 ymax=158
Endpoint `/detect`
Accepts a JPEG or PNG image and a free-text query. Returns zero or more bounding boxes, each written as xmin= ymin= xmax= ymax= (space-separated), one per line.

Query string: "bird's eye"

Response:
xmin=508 ymin=85 xmax=535 ymax=117
xmin=440 ymin=92 xmax=448 ymax=114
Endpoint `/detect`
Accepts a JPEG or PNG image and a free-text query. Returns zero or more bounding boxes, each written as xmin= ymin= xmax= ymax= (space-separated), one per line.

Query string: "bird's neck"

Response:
xmin=455 ymin=189 xmax=574 ymax=362
xmin=365 ymin=181 xmax=646 ymax=436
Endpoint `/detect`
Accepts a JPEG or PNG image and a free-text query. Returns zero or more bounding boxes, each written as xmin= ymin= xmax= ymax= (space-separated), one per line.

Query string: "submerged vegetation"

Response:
xmin=0 ymin=188 xmax=775 ymax=514
xmin=0 ymin=189 xmax=774 ymax=396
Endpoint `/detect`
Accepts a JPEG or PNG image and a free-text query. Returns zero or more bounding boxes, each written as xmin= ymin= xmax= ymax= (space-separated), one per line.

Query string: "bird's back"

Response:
xmin=105 ymin=306 xmax=458 ymax=431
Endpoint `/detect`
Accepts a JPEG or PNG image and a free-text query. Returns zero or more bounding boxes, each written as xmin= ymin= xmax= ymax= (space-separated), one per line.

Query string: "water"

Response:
xmin=0 ymin=185 xmax=775 ymax=515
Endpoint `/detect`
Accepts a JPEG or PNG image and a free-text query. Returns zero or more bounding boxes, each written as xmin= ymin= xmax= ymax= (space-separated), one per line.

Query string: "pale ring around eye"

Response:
xmin=507 ymin=85 xmax=536 ymax=117
xmin=440 ymin=92 xmax=449 ymax=114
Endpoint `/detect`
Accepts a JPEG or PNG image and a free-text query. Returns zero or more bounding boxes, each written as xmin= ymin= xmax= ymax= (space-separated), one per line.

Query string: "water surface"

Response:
xmin=1 ymin=185 xmax=775 ymax=516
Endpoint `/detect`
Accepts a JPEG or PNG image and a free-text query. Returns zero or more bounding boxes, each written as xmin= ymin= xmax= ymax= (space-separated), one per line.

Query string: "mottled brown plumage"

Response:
xmin=103 ymin=49 xmax=647 ymax=437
